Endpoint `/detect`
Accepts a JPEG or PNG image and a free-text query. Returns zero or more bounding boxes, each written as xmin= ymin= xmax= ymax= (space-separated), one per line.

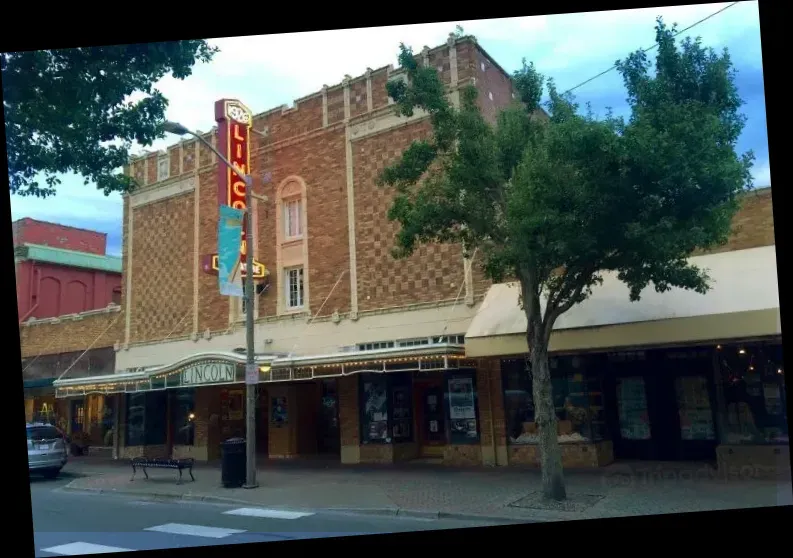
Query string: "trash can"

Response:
xmin=221 ymin=437 xmax=246 ymax=488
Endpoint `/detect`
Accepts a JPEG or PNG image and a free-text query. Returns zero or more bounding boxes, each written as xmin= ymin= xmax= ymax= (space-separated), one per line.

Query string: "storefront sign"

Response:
xmin=181 ymin=362 xmax=236 ymax=386
xmin=202 ymin=254 xmax=268 ymax=280
xmin=215 ymin=99 xmax=252 ymax=258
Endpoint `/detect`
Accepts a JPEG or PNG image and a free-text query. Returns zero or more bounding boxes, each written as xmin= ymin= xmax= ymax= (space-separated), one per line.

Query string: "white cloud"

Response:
xmin=752 ymin=160 xmax=771 ymax=187
xmin=9 ymin=3 xmax=767 ymax=233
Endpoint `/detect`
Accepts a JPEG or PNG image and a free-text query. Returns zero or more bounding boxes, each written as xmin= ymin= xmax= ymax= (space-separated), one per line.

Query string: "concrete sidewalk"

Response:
xmin=59 ymin=458 xmax=792 ymax=523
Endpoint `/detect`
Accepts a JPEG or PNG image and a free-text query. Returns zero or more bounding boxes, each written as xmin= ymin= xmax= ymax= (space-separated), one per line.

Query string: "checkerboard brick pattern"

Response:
xmin=19 ymin=311 xmax=122 ymax=358
xmin=353 ymin=120 xmax=466 ymax=312
xmin=700 ymin=187 xmax=774 ymax=255
xmin=129 ymin=193 xmax=194 ymax=343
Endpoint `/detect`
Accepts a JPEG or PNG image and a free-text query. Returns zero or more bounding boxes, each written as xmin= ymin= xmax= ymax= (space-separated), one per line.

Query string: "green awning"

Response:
xmin=24 ymin=378 xmax=55 ymax=390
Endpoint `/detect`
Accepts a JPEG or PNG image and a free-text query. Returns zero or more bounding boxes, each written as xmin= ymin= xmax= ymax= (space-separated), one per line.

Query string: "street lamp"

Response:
xmin=163 ymin=120 xmax=261 ymax=489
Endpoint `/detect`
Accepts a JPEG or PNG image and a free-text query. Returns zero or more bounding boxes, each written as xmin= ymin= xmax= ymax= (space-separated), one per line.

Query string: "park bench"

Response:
xmin=130 ymin=457 xmax=195 ymax=484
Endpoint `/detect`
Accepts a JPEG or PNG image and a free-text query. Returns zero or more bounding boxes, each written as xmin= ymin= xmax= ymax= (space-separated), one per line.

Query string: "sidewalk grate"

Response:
xmin=508 ymin=492 xmax=605 ymax=513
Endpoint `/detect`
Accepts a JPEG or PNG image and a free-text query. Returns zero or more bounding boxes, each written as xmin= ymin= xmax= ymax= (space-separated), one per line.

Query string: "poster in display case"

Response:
xmin=674 ymin=376 xmax=715 ymax=441
xmin=617 ymin=376 xmax=652 ymax=440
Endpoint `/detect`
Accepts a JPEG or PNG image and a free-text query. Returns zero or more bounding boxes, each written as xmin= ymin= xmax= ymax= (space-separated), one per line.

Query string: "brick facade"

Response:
xmin=19 ymin=308 xmax=122 ymax=358
xmin=119 ymin=36 xmax=503 ymax=348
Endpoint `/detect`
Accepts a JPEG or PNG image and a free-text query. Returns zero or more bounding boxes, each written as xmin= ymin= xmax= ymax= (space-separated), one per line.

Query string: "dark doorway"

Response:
xmin=70 ymin=399 xmax=85 ymax=434
xmin=256 ymin=388 xmax=269 ymax=456
xmin=317 ymin=380 xmax=340 ymax=455
xmin=604 ymin=348 xmax=718 ymax=462
xmin=414 ymin=378 xmax=446 ymax=458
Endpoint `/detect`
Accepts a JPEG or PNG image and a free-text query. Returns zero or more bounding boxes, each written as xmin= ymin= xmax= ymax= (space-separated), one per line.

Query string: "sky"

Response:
xmin=8 ymin=2 xmax=768 ymax=257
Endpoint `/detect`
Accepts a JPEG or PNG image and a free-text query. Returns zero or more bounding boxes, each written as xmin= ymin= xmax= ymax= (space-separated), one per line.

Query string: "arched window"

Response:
xmin=275 ymin=176 xmax=309 ymax=315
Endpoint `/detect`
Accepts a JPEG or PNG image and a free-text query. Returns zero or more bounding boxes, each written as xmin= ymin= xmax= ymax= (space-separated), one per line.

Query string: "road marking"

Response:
xmin=144 ymin=523 xmax=245 ymax=538
xmin=40 ymin=542 xmax=134 ymax=555
xmin=224 ymin=507 xmax=315 ymax=520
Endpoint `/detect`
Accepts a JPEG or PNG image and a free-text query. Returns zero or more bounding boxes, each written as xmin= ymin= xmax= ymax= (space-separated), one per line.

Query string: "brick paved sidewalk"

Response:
xmin=60 ymin=458 xmax=792 ymax=523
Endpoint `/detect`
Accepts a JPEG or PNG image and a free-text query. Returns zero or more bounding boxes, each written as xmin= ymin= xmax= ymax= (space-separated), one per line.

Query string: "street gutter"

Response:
xmin=60 ymin=480 xmax=540 ymax=525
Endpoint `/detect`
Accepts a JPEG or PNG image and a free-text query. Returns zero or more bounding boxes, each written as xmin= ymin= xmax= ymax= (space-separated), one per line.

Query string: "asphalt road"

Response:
xmin=29 ymin=472 xmax=499 ymax=555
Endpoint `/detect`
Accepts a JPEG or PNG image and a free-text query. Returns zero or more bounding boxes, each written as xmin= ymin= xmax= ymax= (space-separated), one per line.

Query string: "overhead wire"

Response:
xmin=561 ymin=2 xmax=742 ymax=96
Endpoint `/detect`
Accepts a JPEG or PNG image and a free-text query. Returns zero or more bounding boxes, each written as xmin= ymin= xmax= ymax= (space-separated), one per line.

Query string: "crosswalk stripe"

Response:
xmin=144 ymin=523 xmax=245 ymax=538
xmin=224 ymin=507 xmax=315 ymax=520
xmin=40 ymin=542 xmax=134 ymax=555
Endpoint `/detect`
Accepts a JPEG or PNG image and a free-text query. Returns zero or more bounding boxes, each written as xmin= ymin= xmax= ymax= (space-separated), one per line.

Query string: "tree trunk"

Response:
xmin=528 ymin=319 xmax=567 ymax=501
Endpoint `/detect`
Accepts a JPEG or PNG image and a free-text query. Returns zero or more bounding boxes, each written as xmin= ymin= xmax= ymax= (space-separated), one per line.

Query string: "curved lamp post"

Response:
xmin=163 ymin=120 xmax=261 ymax=489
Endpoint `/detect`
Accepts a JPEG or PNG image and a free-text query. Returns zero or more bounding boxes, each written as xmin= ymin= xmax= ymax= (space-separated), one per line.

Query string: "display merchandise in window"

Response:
xmin=502 ymin=356 xmax=606 ymax=444
xmin=719 ymin=343 xmax=787 ymax=444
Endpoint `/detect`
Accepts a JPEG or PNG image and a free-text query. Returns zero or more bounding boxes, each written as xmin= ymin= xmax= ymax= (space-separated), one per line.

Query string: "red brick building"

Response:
xmin=14 ymin=218 xmax=122 ymax=321
xmin=17 ymin=219 xmax=122 ymax=451
xmin=43 ymin=35 xmax=785 ymax=474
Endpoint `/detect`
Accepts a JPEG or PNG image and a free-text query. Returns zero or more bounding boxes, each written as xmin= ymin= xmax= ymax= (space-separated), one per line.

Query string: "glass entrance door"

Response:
xmin=414 ymin=380 xmax=446 ymax=458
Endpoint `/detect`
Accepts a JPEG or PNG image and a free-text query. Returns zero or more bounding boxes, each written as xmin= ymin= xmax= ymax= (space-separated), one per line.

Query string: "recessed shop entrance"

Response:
xmin=413 ymin=377 xmax=446 ymax=458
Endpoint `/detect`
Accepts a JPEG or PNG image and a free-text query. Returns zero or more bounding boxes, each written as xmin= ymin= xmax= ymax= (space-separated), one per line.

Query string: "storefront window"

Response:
xmin=125 ymin=391 xmax=167 ymax=446
xmin=100 ymin=397 xmax=115 ymax=447
xmin=502 ymin=356 xmax=606 ymax=444
xmin=445 ymin=371 xmax=480 ymax=444
xmin=391 ymin=373 xmax=413 ymax=443
xmin=360 ymin=374 xmax=390 ymax=444
xmin=171 ymin=389 xmax=196 ymax=446
xmin=719 ymin=342 xmax=787 ymax=444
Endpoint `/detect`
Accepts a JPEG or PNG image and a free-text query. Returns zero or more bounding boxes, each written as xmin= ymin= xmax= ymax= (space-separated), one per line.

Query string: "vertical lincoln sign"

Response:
xmin=215 ymin=99 xmax=252 ymax=272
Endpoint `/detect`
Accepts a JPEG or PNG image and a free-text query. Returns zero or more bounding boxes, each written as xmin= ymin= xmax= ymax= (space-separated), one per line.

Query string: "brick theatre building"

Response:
xmin=49 ymin=35 xmax=786 ymax=475
xmin=17 ymin=220 xmax=123 ymax=454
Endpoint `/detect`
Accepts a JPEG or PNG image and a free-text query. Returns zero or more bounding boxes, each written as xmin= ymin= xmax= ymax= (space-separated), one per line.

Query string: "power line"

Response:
xmin=562 ymin=1 xmax=742 ymax=96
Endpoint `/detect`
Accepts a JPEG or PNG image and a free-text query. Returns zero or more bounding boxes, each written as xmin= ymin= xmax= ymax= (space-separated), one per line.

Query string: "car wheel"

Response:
xmin=41 ymin=468 xmax=61 ymax=479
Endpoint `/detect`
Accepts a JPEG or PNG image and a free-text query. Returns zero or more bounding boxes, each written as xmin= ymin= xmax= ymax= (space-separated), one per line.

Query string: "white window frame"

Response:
xmin=283 ymin=198 xmax=302 ymax=239
xmin=285 ymin=267 xmax=305 ymax=310
xmin=157 ymin=156 xmax=170 ymax=181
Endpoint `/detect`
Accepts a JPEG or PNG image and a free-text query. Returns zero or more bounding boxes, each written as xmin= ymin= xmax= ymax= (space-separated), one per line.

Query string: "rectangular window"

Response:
xmin=125 ymin=393 xmax=146 ymax=446
xmin=170 ymin=389 xmax=196 ymax=446
xmin=285 ymin=267 xmax=304 ymax=309
xmin=445 ymin=371 xmax=480 ymax=444
xmin=502 ymin=356 xmax=606 ymax=445
xmin=360 ymin=374 xmax=389 ymax=444
xmin=157 ymin=157 xmax=170 ymax=181
xmin=720 ymin=342 xmax=788 ymax=444
xmin=284 ymin=199 xmax=302 ymax=238
xmin=125 ymin=392 xmax=167 ymax=446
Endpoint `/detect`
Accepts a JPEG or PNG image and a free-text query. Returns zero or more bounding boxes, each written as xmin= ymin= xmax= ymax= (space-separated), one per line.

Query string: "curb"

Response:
xmin=61 ymin=482 xmax=534 ymax=524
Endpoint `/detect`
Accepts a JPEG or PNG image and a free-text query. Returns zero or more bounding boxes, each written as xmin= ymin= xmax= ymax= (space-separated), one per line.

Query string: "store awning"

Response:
xmin=53 ymin=344 xmax=471 ymax=398
xmin=23 ymin=377 xmax=55 ymax=390
xmin=465 ymin=245 xmax=781 ymax=357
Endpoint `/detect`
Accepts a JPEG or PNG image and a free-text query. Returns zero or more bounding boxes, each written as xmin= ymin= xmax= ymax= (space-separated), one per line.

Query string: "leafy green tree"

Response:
xmin=379 ymin=19 xmax=753 ymax=500
xmin=3 ymin=41 xmax=217 ymax=198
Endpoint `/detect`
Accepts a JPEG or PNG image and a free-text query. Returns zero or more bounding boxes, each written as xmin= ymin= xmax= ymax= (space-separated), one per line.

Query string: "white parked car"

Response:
xmin=27 ymin=423 xmax=68 ymax=479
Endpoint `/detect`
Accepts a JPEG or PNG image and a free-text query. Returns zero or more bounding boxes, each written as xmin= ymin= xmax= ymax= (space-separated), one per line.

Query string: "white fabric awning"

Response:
xmin=465 ymin=245 xmax=781 ymax=357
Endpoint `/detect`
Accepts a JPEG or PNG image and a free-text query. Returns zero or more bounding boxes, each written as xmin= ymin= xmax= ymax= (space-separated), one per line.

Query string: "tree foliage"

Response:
xmin=379 ymin=20 xmax=753 ymax=500
xmin=3 ymin=41 xmax=217 ymax=198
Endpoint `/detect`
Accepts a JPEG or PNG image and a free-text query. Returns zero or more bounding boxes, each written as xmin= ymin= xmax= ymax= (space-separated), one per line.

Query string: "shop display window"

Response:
xmin=445 ymin=371 xmax=480 ymax=444
xmin=718 ymin=342 xmax=787 ymax=444
xmin=502 ymin=356 xmax=607 ymax=444
xmin=359 ymin=372 xmax=413 ymax=444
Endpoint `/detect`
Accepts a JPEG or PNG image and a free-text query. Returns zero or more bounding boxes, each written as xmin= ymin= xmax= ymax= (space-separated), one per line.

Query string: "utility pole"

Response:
xmin=243 ymin=173 xmax=257 ymax=489
xmin=163 ymin=119 xmax=266 ymax=489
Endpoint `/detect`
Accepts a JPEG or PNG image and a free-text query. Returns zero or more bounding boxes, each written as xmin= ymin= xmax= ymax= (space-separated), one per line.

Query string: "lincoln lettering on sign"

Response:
xmin=181 ymin=362 xmax=236 ymax=386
